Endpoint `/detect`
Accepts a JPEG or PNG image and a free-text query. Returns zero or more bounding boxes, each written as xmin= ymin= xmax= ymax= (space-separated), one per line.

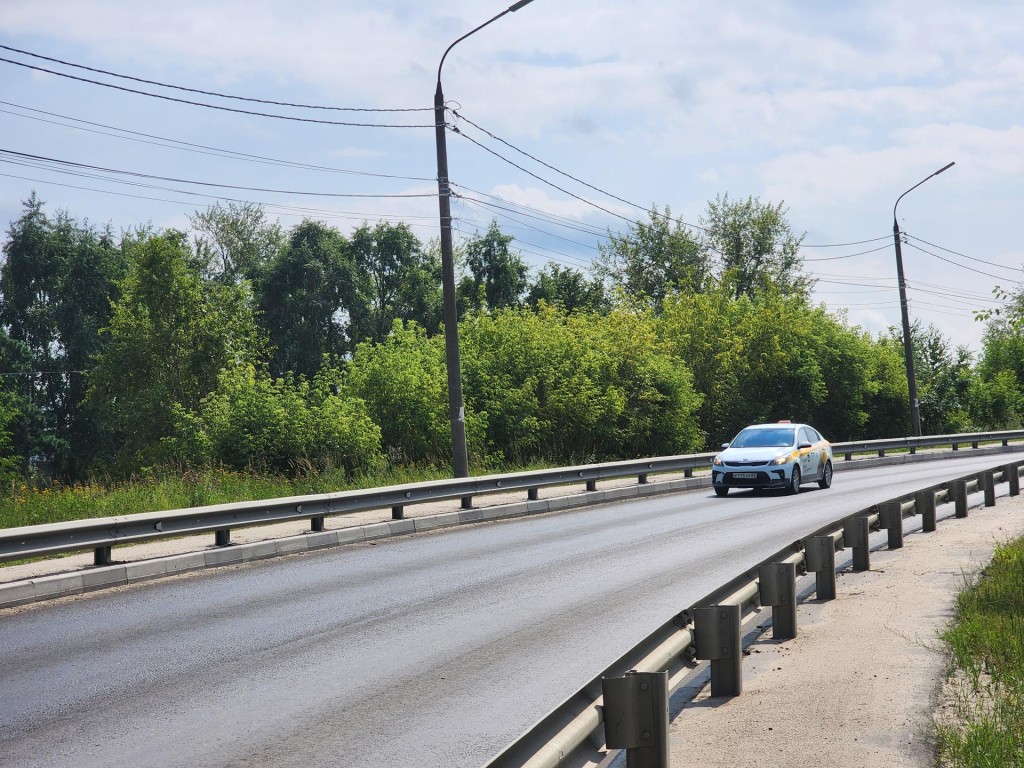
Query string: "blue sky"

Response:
xmin=1 ymin=0 xmax=1022 ymax=352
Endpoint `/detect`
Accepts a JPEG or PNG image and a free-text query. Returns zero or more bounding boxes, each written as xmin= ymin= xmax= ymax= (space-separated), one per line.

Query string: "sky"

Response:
xmin=1 ymin=0 xmax=1022 ymax=354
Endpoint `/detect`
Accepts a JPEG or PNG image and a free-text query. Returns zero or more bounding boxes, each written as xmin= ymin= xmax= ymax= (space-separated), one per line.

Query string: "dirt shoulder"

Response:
xmin=669 ymin=495 xmax=1024 ymax=767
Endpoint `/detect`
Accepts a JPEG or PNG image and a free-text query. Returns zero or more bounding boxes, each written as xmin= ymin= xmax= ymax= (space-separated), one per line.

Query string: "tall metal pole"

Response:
xmin=891 ymin=161 xmax=955 ymax=437
xmin=434 ymin=0 xmax=535 ymax=479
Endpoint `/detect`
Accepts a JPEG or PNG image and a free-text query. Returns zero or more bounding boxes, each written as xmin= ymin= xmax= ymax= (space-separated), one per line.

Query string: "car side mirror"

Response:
xmin=798 ymin=442 xmax=812 ymax=449
xmin=721 ymin=443 xmax=730 ymax=449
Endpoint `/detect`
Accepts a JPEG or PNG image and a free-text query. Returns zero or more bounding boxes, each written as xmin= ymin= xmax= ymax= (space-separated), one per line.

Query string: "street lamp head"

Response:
xmin=894 ymin=161 xmax=957 ymax=223
xmin=510 ymin=0 xmax=535 ymax=10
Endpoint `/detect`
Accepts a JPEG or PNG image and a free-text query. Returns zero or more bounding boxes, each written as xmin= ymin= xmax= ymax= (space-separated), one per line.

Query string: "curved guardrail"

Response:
xmin=2 ymin=429 xmax=1023 ymax=566
xmin=481 ymin=459 xmax=1023 ymax=768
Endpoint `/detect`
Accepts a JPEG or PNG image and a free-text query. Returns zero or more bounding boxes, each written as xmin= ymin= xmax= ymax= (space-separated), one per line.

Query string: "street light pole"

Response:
xmin=892 ymin=161 xmax=955 ymax=437
xmin=434 ymin=0 xmax=535 ymax=479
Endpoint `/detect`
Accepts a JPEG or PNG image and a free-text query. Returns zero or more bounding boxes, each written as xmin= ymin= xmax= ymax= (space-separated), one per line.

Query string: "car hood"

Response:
xmin=717 ymin=446 xmax=793 ymax=463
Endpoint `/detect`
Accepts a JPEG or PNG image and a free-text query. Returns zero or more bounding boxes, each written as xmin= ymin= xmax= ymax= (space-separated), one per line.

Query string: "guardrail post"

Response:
xmin=601 ymin=670 xmax=670 ymax=768
xmin=804 ymin=536 xmax=836 ymax=600
xmin=461 ymin=495 xmax=473 ymax=510
xmin=877 ymin=449 xmax=886 ymax=458
xmin=215 ymin=528 xmax=231 ymax=547
xmin=390 ymin=506 xmax=404 ymax=520
xmin=527 ymin=488 xmax=539 ymax=501
xmin=843 ymin=516 xmax=870 ymax=571
xmin=758 ymin=562 xmax=797 ymax=640
xmin=311 ymin=516 xmax=326 ymax=531
xmin=910 ymin=445 xmax=917 ymax=455
xmin=950 ymin=479 xmax=968 ymax=518
xmin=684 ymin=468 xmax=693 ymax=478
xmin=694 ymin=604 xmax=742 ymax=697
xmin=916 ymin=490 xmax=937 ymax=532
xmin=638 ymin=473 xmax=649 ymax=485
xmin=94 ymin=545 xmax=112 ymax=566
xmin=952 ymin=442 xmax=959 ymax=451
xmin=586 ymin=480 xmax=598 ymax=492
xmin=844 ymin=452 xmax=853 ymax=461
xmin=981 ymin=471 xmax=996 ymax=507
xmin=972 ymin=440 xmax=979 ymax=449
xmin=1005 ymin=464 xmax=1021 ymax=497
xmin=879 ymin=501 xmax=904 ymax=550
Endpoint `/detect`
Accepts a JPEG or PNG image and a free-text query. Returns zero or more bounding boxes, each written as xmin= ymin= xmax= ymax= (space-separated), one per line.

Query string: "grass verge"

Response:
xmin=936 ymin=535 xmax=1024 ymax=766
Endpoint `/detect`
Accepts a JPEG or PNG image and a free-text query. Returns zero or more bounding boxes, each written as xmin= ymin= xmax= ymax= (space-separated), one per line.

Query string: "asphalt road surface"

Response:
xmin=0 ymin=454 xmax=1011 ymax=768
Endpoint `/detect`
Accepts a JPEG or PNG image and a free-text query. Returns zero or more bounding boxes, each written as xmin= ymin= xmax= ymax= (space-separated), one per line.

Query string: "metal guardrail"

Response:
xmin=2 ymin=429 xmax=1024 ymax=566
xmin=482 ymin=458 xmax=1024 ymax=768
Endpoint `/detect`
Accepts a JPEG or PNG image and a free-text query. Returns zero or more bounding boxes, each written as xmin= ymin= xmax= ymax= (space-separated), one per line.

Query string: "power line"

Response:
xmin=802 ymin=243 xmax=893 ymax=262
xmin=0 ymin=56 xmax=434 ymax=128
xmin=903 ymin=241 xmax=1023 ymax=285
xmin=801 ymin=235 xmax=891 ymax=248
xmin=0 ymin=44 xmax=431 ymax=113
xmin=0 ymin=148 xmax=436 ymax=199
xmin=904 ymin=233 xmax=1024 ymax=272
xmin=0 ymin=100 xmax=436 ymax=182
xmin=0 ymin=172 xmax=443 ymax=237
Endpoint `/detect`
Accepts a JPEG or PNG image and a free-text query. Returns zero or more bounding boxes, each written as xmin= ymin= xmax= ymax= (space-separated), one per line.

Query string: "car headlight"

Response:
xmin=770 ymin=452 xmax=796 ymax=465
xmin=713 ymin=456 xmax=723 ymax=466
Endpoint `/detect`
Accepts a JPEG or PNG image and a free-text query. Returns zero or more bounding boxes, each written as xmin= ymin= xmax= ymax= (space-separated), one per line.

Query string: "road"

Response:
xmin=0 ymin=454 xmax=1012 ymax=768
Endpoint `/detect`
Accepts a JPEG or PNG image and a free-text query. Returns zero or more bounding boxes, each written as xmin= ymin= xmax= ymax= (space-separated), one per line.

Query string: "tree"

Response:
xmin=457 ymin=220 xmax=528 ymax=313
xmin=188 ymin=201 xmax=283 ymax=284
xmin=168 ymin=362 xmax=383 ymax=476
xmin=348 ymin=222 xmax=441 ymax=344
xmin=88 ymin=230 xmax=263 ymax=469
xmin=0 ymin=194 xmax=128 ymax=479
xmin=256 ymin=220 xmax=360 ymax=378
xmin=594 ymin=205 xmax=706 ymax=309
xmin=526 ymin=262 xmax=608 ymax=314
xmin=700 ymin=194 xmax=810 ymax=300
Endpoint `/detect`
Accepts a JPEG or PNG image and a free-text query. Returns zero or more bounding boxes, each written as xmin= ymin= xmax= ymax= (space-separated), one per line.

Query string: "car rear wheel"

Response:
xmin=788 ymin=465 xmax=801 ymax=494
xmin=818 ymin=460 xmax=833 ymax=489
xmin=714 ymin=486 xmax=729 ymax=497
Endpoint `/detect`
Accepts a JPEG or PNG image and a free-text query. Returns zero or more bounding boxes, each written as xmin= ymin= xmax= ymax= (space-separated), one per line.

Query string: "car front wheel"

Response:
xmin=818 ymin=460 xmax=833 ymax=489
xmin=788 ymin=465 xmax=801 ymax=494
xmin=714 ymin=486 xmax=728 ymax=497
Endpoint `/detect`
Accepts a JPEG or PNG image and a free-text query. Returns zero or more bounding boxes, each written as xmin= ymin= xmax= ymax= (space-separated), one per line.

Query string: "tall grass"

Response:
xmin=0 ymin=464 xmax=456 ymax=530
xmin=936 ymin=537 xmax=1024 ymax=766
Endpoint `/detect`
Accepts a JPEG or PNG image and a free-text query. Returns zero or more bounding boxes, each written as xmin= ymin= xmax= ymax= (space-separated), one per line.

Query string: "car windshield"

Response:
xmin=730 ymin=427 xmax=795 ymax=449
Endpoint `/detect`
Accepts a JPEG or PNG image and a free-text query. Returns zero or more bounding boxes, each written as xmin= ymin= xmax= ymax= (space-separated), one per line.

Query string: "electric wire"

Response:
xmin=0 ymin=148 xmax=436 ymax=199
xmin=904 ymin=233 xmax=1024 ymax=272
xmin=0 ymin=100 xmax=436 ymax=182
xmin=0 ymin=56 xmax=434 ymax=128
xmin=0 ymin=44 xmax=431 ymax=113
xmin=903 ymin=241 xmax=1023 ymax=285
xmin=802 ymin=243 xmax=893 ymax=262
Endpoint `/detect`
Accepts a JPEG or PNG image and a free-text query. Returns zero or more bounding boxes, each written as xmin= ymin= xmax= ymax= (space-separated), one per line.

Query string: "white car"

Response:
xmin=711 ymin=422 xmax=833 ymax=497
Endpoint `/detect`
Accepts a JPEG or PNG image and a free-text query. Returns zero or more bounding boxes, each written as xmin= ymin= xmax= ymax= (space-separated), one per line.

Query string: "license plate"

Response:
xmin=732 ymin=472 xmax=757 ymax=479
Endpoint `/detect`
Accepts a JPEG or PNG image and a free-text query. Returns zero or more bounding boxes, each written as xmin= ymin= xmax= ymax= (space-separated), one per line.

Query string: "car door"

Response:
xmin=799 ymin=427 xmax=820 ymax=479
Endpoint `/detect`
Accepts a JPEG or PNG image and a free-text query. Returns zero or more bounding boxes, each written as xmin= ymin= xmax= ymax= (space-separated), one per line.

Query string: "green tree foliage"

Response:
xmin=188 ymin=201 xmax=283 ymax=284
xmin=660 ymin=281 xmax=909 ymax=445
xmin=700 ymin=194 xmax=810 ymax=300
xmin=347 ymin=321 xmax=483 ymax=465
xmin=88 ymin=230 xmax=263 ymax=467
xmin=457 ymin=220 xmax=528 ymax=312
xmin=460 ymin=307 xmax=704 ymax=464
xmin=972 ymin=291 xmax=1024 ymax=428
xmin=0 ymin=194 xmax=128 ymax=478
xmin=169 ymin=362 xmax=383 ymax=475
xmin=594 ymin=205 xmax=706 ymax=308
xmin=526 ymin=262 xmax=608 ymax=314
xmin=349 ymin=222 xmax=441 ymax=344
xmin=256 ymin=220 xmax=360 ymax=378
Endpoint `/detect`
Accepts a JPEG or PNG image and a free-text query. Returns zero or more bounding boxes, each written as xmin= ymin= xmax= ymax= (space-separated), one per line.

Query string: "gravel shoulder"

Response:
xmin=669 ymin=495 xmax=1024 ymax=767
